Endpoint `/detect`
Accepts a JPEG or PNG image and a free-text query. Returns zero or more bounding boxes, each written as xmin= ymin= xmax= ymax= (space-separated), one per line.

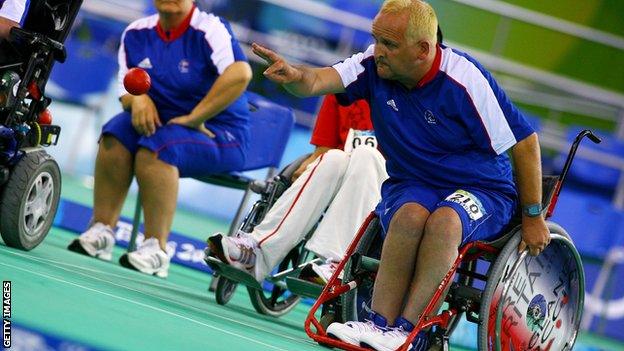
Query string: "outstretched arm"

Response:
xmin=252 ymin=43 xmax=344 ymax=97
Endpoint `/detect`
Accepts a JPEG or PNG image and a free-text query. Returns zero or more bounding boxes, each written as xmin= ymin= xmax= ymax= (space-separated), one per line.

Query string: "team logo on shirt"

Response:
xmin=424 ymin=110 xmax=437 ymax=124
xmin=138 ymin=57 xmax=153 ymax=69
xmin=178 ymin=59 xmax=190 ymax=73
xmin=386 ymin=99 xmax=398 ymax=112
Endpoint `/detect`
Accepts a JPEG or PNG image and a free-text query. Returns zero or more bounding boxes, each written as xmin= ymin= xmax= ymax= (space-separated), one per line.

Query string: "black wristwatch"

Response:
xmin=522 ymin=203 xmax=543 ymax=217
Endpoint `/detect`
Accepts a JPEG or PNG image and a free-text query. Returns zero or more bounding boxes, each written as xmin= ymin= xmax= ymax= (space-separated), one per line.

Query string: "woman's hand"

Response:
xmin=168 ymin=115 xmax=216 ymax=138
xmin=130 ymin=95 xmax=161 ymax=136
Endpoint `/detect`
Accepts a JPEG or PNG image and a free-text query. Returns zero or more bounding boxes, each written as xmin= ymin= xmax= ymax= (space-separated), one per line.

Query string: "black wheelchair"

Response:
xmin=304 ymin=130 xmax=599 ymax=351
xmin=204 ymin=153 xmax=332 ymax=317
xmin=0 ymin=0 xmax=82 ymax=250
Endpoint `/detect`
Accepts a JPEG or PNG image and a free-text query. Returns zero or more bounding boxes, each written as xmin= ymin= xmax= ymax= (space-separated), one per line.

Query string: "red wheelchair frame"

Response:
xmin=304 ymin=130 xmax=600 ymax=351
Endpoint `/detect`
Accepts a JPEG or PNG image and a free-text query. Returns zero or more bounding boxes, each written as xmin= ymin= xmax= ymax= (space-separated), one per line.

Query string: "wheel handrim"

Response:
xmin=23 ymin=171 xmax=54 ymax=237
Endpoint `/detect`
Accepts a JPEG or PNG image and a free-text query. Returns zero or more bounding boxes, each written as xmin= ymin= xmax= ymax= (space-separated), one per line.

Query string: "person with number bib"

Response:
xmin=246 ymin=0 xmax=551 ymax=349
xmin=207 ymin=94 xmax=388 ymax=283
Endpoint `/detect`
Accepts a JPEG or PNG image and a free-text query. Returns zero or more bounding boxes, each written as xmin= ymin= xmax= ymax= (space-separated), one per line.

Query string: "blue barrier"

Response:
xmin=10 ymin=324 xmax=99 ymax=351
xmin=554 ymin=128 xmax=624 ymax=194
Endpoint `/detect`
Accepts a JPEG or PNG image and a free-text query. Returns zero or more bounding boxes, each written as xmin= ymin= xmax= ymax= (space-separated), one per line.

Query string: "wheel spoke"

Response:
xmin=42 ymin=177 xmax=54 ymax=201
xmin=34 ymin=176 xmax=43 ymax=195
xmin=25 ymin=214 xmax=37 ymax=233
xmin=23 ymin=200 xmax=35 ymax=217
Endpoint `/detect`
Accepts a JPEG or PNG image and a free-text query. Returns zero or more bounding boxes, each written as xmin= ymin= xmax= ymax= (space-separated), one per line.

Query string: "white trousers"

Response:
xmin=250 ymin=147 xmax=388 ymax=280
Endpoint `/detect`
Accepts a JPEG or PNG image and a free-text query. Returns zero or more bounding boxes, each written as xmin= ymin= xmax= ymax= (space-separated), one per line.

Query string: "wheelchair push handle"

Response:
xmin=557 ymin=129 xmax=601 ymax=187
xmin=546 ymin=129 xmax=601 ymax=218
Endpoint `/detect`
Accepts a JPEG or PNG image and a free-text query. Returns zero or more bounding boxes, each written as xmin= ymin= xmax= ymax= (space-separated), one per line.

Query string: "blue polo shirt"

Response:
xmin=117 ymin=6 xmax=249 ymax=137
xmin=333 ymin=44 xmax=534 ymax=198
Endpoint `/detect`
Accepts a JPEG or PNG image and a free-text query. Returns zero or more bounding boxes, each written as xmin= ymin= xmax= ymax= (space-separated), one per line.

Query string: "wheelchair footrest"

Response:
xmin=204 ymin=257 xmax=263 ymax=290
xmin=285 ymin=277 xmax=324 ymax=299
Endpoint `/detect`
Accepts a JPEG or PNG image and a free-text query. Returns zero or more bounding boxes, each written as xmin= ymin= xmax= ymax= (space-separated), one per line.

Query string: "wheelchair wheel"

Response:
xmin=340 ymin=217 xmax=383 ymax=323
xmin=0 ymin=150 xmax=61 ymax=250
xmin=247 ymin=247 xmax=308 ymax=317
xmin=478 ymin=223 xmax=584 ymax=351
xmin=215 ymin=276 xmax=239 ymax=305
xmin=247 ymin=286 xmax=301 ymax=317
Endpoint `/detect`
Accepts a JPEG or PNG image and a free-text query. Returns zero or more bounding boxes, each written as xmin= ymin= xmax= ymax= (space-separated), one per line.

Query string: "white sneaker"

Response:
xmin=119 ymin=237 xmax=169 ymax=278
xmin=360 ymin=327 xmax=429 ymax=351
xmin=206 ymin=232 xmax=258 ymax=270
xmin=299 ymin=260 xmax=341 ymax=285
xmin=326 ymin=320 xmax=385 ymax=346
xmin=67 ymin=222 xmax=115 ymax=261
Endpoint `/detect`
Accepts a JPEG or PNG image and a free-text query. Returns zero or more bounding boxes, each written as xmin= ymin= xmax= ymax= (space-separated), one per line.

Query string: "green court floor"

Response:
xmin=0 ymin=228 xmax=325 ymax=351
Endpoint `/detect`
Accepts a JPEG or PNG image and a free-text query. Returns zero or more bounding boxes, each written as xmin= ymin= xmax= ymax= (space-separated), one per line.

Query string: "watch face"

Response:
xmin=525 ymin=204 xmax=542 ymax=216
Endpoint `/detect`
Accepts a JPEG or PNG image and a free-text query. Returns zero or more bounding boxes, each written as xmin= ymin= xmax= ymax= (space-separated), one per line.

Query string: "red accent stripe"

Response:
xmin=156 ymin=5 xmax=195 ymax=42
xmin=258 ymin=153 xmax=326 ymax=247
xmin=417 ymin=45 xmax=442 ymax=88
xmin=154 ymin=139 xmax=240 ymax=153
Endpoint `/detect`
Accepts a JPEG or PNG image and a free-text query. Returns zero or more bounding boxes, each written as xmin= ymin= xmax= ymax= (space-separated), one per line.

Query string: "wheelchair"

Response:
xmin=304 ymin=130 xmax=600 ymax=351
xmin=0 ymin=0 xmax=82 ymax=250
xmin=204 ymin=153 xmax=327 ymax=317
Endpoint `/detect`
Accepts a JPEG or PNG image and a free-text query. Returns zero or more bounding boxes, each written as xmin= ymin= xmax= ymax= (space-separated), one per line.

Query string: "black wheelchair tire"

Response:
xmin=0 ymin=150 xmax=61 ymax=250
xmin=247 ymin=286 xmax=301 ymax=317
xmin=215 ymin=276 xmax=239 ymax=305
xmin=340 ymin=217 xmax=382 ymax=323
xmin=477 ymin=223 xmax=582 ymax=351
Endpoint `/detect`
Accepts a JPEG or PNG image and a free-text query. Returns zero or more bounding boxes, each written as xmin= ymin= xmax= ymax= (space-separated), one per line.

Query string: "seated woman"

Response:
xmin=68 ymin=0 xmax=252 ymax=278
xmin=207 ymin=94 xmax=388 ymax=284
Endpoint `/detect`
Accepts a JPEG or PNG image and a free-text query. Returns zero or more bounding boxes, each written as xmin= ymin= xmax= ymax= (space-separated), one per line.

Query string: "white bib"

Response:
xmin=344 ymin=128 xmax=377 ymax=153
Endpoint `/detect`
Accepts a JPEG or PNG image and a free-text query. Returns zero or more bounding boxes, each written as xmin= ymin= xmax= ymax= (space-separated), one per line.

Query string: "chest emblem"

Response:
xmin=386 ymin=99 xmax=398 ymax=112
xmin=424 ymin=110 xmax=437 ymax=125
xmin=138 ymin=57 xmax=152 ymax=69
xmin=178 ymin=59 xmax=190 ymax=73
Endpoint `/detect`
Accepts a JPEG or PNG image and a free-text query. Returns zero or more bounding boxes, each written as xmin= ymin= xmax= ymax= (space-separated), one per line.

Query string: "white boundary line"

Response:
xmin=0 ymin=249 xmax=317 ymax=349
xmin=16 ymin=253 xmax=202 ymax=294
xmin=0 ymin=261 xmax=289 ymax=351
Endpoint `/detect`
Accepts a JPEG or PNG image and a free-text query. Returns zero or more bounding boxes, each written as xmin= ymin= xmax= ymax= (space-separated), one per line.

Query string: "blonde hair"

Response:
xmin=380 ymin=0 xmax=438 ymax=44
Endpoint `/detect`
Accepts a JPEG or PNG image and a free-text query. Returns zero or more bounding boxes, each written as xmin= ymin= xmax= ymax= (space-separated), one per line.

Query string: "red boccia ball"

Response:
xmin=123 ymin=67 xmax=151 ymax=95
xmin=38 ymin=109 xmax=52 ymax=125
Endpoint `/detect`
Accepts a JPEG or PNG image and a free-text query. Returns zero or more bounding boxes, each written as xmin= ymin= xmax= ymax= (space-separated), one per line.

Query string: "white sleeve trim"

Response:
xmin=117 ymin=15 xmax=158 ymax=97
xmin=0 ymin=0 xmax=26 ymax=23
xmin=117 ymin=31 xmax=130 ymax=97
xmin=194 ymin=13 xmax=235 ymax=74
xmin=332 ymin=45 xmax=375 ymax=88
xmin=441 ymin=47 xmax=517 ymax=155
xmin=494 ymin=138 xmax=517 ymax=155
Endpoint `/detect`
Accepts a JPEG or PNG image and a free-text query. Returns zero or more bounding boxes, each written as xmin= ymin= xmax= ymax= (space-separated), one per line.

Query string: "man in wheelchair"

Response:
xmin=207 ymin=93 xmax=387 ymax=284
xmin=251 ymin=0 xmax=550 ymax=350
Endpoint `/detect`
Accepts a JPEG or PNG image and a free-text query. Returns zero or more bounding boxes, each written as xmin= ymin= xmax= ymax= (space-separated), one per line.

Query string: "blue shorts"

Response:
xmin=375 ymin=179 xmax=517 ymax=244
xmin=101 ymin=112 xmax=248 ymax=178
